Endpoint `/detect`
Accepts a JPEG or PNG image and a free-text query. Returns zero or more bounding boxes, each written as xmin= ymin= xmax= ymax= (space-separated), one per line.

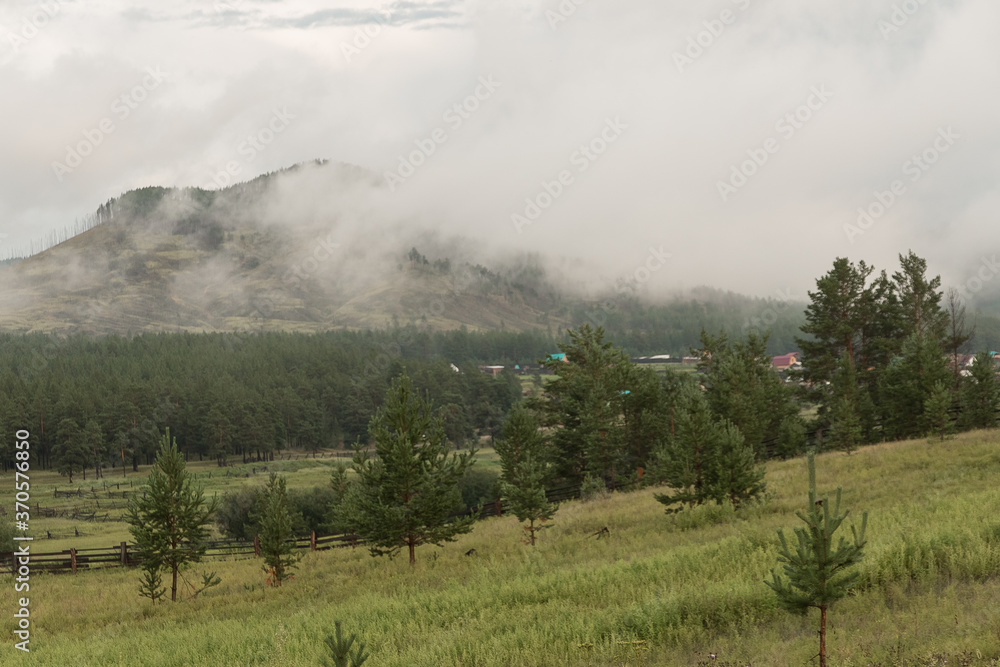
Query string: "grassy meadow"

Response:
xmin=3 ymin=432 xmax=1000 ymax=665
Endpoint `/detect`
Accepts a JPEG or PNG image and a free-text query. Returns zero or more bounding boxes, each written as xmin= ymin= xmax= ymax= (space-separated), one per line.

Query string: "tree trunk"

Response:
xmin=529 ymin=519 xmax=536 ymax=546
xmin=819 ymin=605 xmax=827 ymax=667
xmin=172 ymin=564 xmax=178 ymax=602
xmin=408 ymin=540 xmax=416 ymax=565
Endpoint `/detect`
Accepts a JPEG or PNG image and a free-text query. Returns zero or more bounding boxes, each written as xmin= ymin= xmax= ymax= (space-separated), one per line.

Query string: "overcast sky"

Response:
xmin=1 ymin=0 xmax=997 ymax=300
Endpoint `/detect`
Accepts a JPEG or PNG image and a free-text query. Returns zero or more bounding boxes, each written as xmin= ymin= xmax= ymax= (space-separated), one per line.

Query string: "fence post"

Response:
xmin=495 ymin=499 xmax=502 ymax=517
xmin=71 ymin=548 xmax=77 ymax=574
xmin=120 ymin=541 xmax=128 ymax=566
xmin=253 ymin=535 xmax=260 ymax=557
xmin=310 ymin=531 xmax=317 ymax=551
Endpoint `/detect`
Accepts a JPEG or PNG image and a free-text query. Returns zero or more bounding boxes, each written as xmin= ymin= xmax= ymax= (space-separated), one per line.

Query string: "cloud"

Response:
xmin=0 ymin=0 xmax=998 ymax=301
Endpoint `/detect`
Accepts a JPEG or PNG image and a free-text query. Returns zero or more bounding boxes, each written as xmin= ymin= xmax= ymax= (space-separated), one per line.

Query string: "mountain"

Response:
xmin=0 ymin=163 xmax=576 ymax=336
xmin=0 ymin=160 xmax=823 ymax=354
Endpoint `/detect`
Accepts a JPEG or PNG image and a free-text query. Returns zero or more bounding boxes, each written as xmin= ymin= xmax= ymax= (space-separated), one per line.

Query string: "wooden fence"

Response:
xmin=0 ymin=473 xmax=639 ymax=575
xmin=0 ymin=531 xmax=361 ymax=575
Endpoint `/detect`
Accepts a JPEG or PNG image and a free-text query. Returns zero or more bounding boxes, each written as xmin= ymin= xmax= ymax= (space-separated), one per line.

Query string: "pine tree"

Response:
xmin=322 ymin=620 xmax=370 ymax=667
xmin=257 ymin=472 xmax=300 ymax=587
xmin=764 ymin=452 xmax=868 ymax=667
xmin=347 ymin=374 xmax=476 ymax=565
xmin=923 ymin=381 xmax=953 ymax=441
xmin=531 ymin=325 xmax=633 ymax=485
xmin=653 ymin=385 xmax=766 ymax=511
xmin=500 ymin=455 xmax=555 ymax=545
xmin=706 ymin=421 xmax=766 ymax=509
xmin=697 ymin=330 xmax=797 ymax=460
xmin=829 ymin=355 xmax=862 ymax=454
xmin=137 ymin=560 xmax=166 ymax=604
xmin=495 ymin=406 xmax=556 ymax=545
xmin=893 ymin=250 xmax=949 ymax=344
xmin=53 ymin=418 xmax=87 ymax=483
xmin=652 ymin=383 xmax=718 ymax=512
xmin=126 ymin=429 xmax=219 ymax=602
xmin=880 ymin=333 xmax=950 ymax=440
xmin=962 ymin=351 xmax=999 ymax=429
xmin=82 ymin=418 xmax=106 ymax=479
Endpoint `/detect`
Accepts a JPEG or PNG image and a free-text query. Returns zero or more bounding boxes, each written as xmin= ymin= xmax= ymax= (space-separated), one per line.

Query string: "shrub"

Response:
xmin=216 ymin=486 xmax=264 ymax=541
xmin=457 ymin=467 xmax=500 ymax=511
xmin=288 ymin=486 xmax=335 ymax=535
xmin=580 ymin=473 xmax=608 ymax=502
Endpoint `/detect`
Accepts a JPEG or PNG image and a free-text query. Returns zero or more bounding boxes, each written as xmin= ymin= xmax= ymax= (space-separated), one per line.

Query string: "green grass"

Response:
xmin=3 ymin=433 xmax=1000 ymax=665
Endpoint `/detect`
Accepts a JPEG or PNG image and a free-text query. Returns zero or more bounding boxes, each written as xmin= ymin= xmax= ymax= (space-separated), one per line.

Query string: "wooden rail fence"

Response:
xmin=1 ymin=474 xmax=640 ymax=575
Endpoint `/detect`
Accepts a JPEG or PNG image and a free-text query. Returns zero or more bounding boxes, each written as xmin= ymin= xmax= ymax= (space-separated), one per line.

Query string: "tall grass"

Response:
xmin=2 ymin=432 xmax=1000 ymax=665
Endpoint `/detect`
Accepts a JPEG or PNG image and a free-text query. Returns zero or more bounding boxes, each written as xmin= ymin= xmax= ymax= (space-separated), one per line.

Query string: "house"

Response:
xmin=631 ymin=354 xmax=674 ymax=364
xmin=771 ymin=353 xmax=799 ymax=371
xmin=478 ymin=365 xmax=505 ymax=377
xmin=547 ymin=353 xmax=567 ymax=363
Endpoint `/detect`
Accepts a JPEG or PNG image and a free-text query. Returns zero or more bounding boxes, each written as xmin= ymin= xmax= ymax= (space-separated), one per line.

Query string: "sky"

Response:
xmin=1 ymin=0 xmax=998 ymax=301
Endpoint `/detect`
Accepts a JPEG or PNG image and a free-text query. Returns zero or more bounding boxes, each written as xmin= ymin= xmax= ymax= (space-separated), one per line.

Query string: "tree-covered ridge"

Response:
xmin=0 ymin=329 xmax=527 ymax=474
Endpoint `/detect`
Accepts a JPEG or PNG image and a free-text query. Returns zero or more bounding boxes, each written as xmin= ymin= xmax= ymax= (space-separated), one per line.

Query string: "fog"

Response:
xmin=1 ymin=0 xmax=998 ymax=304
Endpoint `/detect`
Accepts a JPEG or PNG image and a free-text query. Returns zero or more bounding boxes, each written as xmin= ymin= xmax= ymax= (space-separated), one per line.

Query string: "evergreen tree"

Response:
xmin=652 ymin=384 xmax=766 ymax=511
xmin=82 ymin=418 xmax=106 ymax=479
xmin=322 ymin=620 xmax=370 ymax=667
xmin=796 ymin=258 xmax=899 ymax=434
xmin=257 ymin=472 xmax=300 ymax=587
xmin=326 ymin=462 xmax=356 ymax=535
xmin=137 ymin=560 xmax=166 ymax=604
xmin=346 ymin=374 xmax=476 ymax=565
xmin=892 ymin=250 xmax=949 ymax=344
xmin=923 ymin=381 xmax=953 ymax=441
xmin=651 ymin=382 xmax=718 ymax=512
xmin=879 ymin=334 xmax=950 ymax=440
xmin=697 ymin=330 xmax=798 ymax=459
xmin=495 ymin=406 xmax=556 ymax=545
xmin=531 ymin=325 xmax=632 ymax=485
xmin=962 ymin=351 xmax=999 ymax=429
xmin=705 ymin=421 xmax=766 ymax=509
xmin=764 ymin=451 xmax=868 ymax=667
xmin=53 ymin=418 xmax=87 ymax=483
xmin=125 ymin=429 xmax=219 ymax=602
xmin=829 ymin=355 xmax=862 ymax=454
xmin=774 ymin=415 xmax=808 ymax=460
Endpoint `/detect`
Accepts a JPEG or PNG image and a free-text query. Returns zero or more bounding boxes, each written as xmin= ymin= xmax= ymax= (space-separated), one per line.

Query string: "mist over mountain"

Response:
xmin=0 ymin=160 xmax=814 ymax=353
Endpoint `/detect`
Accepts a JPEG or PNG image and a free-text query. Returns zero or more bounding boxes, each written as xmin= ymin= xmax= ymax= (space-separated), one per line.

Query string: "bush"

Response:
xmin=457 ymin=467 xmax=500 ymax=511
xmin=0 ymin=517 xmax=16 ymax=554
xmin=288 ymin=486 xmax=335 ymax=535
xmin=218 ymin=484 xmax=326 ymax=539
xmin=216 ymin=486 xmax=264 ymax=541
xmin=580 ymin=473 xmax=608 ymax=502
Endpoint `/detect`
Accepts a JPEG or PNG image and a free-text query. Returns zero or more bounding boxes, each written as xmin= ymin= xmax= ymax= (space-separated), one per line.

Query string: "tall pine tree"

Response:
xmin=347 ymin=374 xmax=476 ymax=565
xmin=126 ymin=429 xmax=218 ymax=602
xmin=495 ymin=406 xmax=556 ymax=545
